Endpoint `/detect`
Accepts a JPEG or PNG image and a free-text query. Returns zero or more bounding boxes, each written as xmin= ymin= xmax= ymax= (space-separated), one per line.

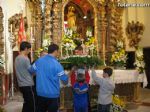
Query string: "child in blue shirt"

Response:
xmin=73 ymin=69 xmax=89 ymax=112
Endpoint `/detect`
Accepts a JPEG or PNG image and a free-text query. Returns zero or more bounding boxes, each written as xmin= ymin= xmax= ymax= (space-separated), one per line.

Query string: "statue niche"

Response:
xmin=67 ymin=6 xmax=77 ymax=30
xmin=62 ymin=1 xmax=95 ymax=56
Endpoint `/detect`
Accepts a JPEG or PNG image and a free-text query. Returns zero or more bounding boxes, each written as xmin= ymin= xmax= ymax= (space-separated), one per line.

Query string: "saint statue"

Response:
xmin=67 ymin=6 xmax=76 ymax=30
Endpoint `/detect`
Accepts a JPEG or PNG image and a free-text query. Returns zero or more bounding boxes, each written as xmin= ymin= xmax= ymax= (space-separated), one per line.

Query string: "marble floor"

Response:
xmin=2 ymin=88 xmax=150 ymax=112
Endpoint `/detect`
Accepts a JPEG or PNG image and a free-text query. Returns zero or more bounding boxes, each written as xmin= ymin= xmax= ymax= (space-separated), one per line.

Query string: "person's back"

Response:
xmin=98 ymin=75 xmax=114 ymax=105
xmin=34 ymin=54 xmax=64 ymax=98
xmin=29 ymin=44 xmax=68 ymax=112
xmin=15 ymin=55 xmax=34 ymax=87
xmin=92 ymin=67 xmax=115 ymax=112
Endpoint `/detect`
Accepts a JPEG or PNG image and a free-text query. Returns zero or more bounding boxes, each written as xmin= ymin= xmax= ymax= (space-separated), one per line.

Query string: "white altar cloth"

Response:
xmin=62 ymin=70 xmax=147 ymax=88
xmin=89 ymin=70 xmax=147 ymax=87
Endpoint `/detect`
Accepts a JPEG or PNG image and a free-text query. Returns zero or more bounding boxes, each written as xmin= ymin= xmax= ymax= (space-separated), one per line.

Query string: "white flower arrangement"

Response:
xmin=86 ymin=30 xmax=92 ymax=37
xmin=134 ymin=47 xmax=145 ymax=73
xmin=65 ymin=28 xmax=73 ymax=38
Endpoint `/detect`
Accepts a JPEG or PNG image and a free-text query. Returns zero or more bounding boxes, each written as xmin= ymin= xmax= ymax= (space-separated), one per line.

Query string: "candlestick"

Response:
xmin=30 ymin=26 xmax=33 ymax=62
xmin=92 ymin=49 xmax=93 ymax=56
xmin=71 ymin=49 xmax=73 ymax=55
xmin=60 ymin=45 xmax=63 ymax=57
xmin=30 ymin=26 xmax=33 ymax=41
xmin=66 ymin=48 xmax=69 ymax=56
xmin=10 ymin=24 xmax=13 ymax=35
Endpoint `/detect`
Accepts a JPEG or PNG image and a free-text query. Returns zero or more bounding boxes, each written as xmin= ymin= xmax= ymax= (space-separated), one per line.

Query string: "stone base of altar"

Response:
xmin=60 ymin=83 xmax=141 ymax=111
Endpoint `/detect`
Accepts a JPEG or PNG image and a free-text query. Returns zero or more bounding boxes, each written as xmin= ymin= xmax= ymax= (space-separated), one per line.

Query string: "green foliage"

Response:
xmin=59 ymin=56 xmax=104 ymax=70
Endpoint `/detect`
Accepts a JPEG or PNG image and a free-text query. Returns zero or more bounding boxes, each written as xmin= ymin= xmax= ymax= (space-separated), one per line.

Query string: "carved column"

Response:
xmin=109 ymin=1 xmax=124 ymax=51
xmin=0 ymin=7 xmax=4 ymax=56
xmin=52 ymin=1 xmax=62 ymax=44
xmin=99 ymin=2 xmax=107 ymax=61
xmin=45 ymin=0 xmax=53 ymax=39
xmin=34 ymin=1 xmax=42 ymax=49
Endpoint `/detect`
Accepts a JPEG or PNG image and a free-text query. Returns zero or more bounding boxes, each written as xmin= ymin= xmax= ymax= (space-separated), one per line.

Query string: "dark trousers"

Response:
xmin=37 ymin=96 xmax=59 ymax=112
xmin=98 ymin=104 xmax=112 ymax=112
xmin=19 ymin=86 xmax=36 ymax=112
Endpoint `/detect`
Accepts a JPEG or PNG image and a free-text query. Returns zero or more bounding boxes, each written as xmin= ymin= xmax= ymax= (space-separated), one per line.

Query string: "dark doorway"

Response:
xmin=126 ymin=51 xmax=135 ymax=69
xmin=143 ymin=47 xmax=150 ymax=89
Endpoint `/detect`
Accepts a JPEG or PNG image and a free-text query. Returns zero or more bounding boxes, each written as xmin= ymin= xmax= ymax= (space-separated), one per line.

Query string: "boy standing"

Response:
xmin=15 ymin=41 xmax=36 ymax=112
xmin=91 ymin=67 xmax=115 ymax=112
xmin=73 ymin=69 xmax=89 ymax=112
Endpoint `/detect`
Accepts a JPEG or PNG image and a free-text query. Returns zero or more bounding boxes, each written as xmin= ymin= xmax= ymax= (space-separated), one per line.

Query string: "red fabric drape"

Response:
xmin=18 ymin=16 xmax=26 ymax=45
xmin=70 ymin=70 xmax=90 ymax=86
xmin=75 ymin=0 xmax=81 ymax=4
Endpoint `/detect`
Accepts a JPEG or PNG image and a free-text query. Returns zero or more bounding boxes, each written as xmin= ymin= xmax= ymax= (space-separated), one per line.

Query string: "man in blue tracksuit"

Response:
xmin=28 ymin=44 xmax=68 ymax=112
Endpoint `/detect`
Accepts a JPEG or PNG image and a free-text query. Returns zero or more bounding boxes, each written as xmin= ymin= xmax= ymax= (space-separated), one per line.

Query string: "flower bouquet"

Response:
xmin=134 ymin=47 xmax=145 ymax=74
xmin=111 ymin=40 xmax=127 ymax=69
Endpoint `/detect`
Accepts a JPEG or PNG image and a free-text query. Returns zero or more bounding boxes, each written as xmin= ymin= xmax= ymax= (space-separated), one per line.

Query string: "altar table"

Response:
xmin=89 ymin=70 xmax=147 ymax=87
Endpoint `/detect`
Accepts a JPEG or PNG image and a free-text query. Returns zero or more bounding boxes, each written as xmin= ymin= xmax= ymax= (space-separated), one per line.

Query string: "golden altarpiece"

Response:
xmin=26 ymin=0 xmax=128 ymax=111
xmin=1 ymin=0 xmax=146 ymax=109
xmin=25 ymin=0 xmax=124 ymax=61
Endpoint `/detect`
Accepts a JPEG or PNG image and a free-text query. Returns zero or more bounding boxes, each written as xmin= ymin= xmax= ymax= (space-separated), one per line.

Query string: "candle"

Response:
xmin=66 ymin=48 xmax=69 ymax=56
xmin=60 ymin=45 xmax=63 ymax=57
xmin=92 ymin=49 xmax=93 ymax=56
xmin=102 ymin=28 xmax=106 ymax=66
xmin=10 ymin=24 xmax=13 ymax=35
xmin=71 ymin=49 xmax=73 ymax=55
xmin=103 ymin=43 xmax=106 ymax=66
xmin=30 ymin=26 xmax=33 ymax=42
xmin=30 ymin=26 xmax=33 ymax=62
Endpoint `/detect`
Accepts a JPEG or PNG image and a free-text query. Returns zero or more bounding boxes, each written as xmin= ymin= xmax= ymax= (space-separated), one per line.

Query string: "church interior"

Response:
xmin=0 ymin=0 xmax=150 ymax=111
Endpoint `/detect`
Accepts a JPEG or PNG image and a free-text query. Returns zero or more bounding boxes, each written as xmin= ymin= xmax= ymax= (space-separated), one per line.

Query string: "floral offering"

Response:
xmin=111 ymin=40 xmax=127 ymax=68
xmin=134 ymin=47 xmax=145 ymax=73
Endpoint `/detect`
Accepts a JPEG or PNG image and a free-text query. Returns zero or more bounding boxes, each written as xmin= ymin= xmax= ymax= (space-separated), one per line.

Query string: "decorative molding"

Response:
xmin=126 ymin=21 xmax=144 ymax=48
xmin=0 ymin=7 xmax=4 ymax=55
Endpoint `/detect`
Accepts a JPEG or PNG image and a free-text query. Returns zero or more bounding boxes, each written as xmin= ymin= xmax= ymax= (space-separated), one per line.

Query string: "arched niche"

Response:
xmin=61 ymin=0 xmax=100 ymax=55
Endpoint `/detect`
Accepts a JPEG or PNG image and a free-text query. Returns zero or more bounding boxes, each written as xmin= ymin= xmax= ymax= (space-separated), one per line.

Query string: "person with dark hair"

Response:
xmin=91 ymin=67 xmax=115 ymax=112
xmin=74 ymin=45 xmax=83 ymax=55
xmin=73 ymin=69 xmax=89 ymax=112
xmin=28 ymin=44 xmax=68 ymax=112
xmin=15 ymin=41 xmax=36 ymax=112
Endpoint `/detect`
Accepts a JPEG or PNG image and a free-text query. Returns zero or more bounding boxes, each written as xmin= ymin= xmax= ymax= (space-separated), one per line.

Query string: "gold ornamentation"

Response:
xmin=126 ymin=21 xmax=144 ymax=48
xmin=67 ymin=6 xmax=76 ymax=30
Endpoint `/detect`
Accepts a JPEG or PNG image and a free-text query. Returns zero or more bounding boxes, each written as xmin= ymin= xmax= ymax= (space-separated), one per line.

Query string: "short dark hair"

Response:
xmin=48 ymin=44 xmax=59 ymax=53
xmin=103 ymin=67 xmax=113 ymax=77
xmin=20 ymin=41 xmax=31 ymax=51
